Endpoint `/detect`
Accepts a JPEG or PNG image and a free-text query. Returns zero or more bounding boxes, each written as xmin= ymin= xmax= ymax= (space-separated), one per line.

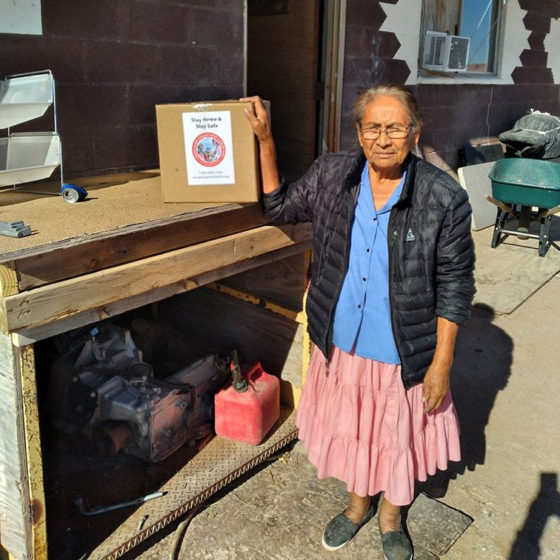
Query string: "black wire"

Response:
xmin=170 ymin=505 xmax=203 ymax=560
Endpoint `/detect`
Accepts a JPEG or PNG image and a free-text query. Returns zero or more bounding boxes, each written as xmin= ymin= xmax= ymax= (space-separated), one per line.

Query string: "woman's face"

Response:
xmin=357 ymin=95 xmax=419 ymax=175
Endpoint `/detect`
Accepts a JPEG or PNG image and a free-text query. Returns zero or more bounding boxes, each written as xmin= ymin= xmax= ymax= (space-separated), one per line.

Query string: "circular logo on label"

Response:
xmin=192 ymin=133 xmax=226 ymax=167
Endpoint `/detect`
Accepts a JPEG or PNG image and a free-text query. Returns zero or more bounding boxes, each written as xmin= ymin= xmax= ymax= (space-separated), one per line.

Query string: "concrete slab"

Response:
xmin=444 ymin=274 xmax=560 ymax=559
xmin=472 ymin=220 xmax=560 ymax=314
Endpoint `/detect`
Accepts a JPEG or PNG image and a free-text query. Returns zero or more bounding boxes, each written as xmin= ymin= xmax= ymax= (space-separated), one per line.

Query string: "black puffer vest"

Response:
xmin=262 ymin=151 xmax=475 ymax=388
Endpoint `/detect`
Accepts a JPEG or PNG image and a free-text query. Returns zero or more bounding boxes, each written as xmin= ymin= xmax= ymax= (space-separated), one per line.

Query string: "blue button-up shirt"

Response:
xmin=331 ymin=163 xmax=405 ymax=364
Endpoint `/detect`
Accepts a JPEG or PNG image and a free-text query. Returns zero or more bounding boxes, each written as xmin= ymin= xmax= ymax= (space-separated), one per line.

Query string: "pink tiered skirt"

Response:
xmin=296 ymin=345 xmax=461 ymax=506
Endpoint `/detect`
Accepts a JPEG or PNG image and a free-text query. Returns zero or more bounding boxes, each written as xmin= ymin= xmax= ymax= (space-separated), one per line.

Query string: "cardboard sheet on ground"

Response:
xmin=408 ymin=493 xmax=473 ymax=556
xmin=458 ymin=162 xmax=498 ymax=231
xmin=472 ymin=220 xmax=560 ymax=314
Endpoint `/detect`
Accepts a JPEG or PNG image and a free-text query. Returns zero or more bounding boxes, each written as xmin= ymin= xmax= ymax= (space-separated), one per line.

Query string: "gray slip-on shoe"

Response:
xmin=380 ymin=524 xmax=413 ymax=560
xmin=321 ymin=502 xmax=376 ymax=551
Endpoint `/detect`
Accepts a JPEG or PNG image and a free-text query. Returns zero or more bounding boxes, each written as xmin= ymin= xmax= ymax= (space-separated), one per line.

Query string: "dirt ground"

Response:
xmin=123 ymin=271 xmax=560 ymax=559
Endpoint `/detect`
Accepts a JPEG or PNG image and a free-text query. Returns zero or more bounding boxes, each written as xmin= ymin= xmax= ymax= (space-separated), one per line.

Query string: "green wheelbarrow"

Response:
xmin=486 ymin=158 xmax=560 ymax=257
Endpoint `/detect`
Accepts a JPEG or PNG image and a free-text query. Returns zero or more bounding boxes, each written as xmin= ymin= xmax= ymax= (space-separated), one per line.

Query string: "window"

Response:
xmin=420 ymin=0 xmax=503 ymax=74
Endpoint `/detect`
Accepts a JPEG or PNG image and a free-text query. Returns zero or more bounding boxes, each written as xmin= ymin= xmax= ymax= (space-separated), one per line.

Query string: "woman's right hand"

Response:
xmin=239 ymin=96 xmax=280 ymax=193
xmin=240 ymin=96 xmax=273 ymax=144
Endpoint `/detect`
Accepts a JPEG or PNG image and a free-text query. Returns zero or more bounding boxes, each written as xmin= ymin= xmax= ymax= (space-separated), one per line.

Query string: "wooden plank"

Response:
xmin=279 ymin=321 xmax=305 ymax=407
xmin=0 ymin=224 xmax=312 ymax=333
xmin=299 ymin=291 xmax=312 ymax=407
xmin=160 ymin=287 xmax=304 ymax=397
xmin=11 ymin=241 xmax=311 ymax=346
xmin=206 ymin=283 xmax=306 ymax=323
xmin=19 ymin=345 xmax=47 ymax=560
xmin=13 ymin=205 xmax=268 ymax=291
xmin=0 ymin=263 xmax=19 ymax=297
xmin=0 ymin=333 xmax=33 ymax=560
xmin=219 ymin=250 xmax=311 ymax=310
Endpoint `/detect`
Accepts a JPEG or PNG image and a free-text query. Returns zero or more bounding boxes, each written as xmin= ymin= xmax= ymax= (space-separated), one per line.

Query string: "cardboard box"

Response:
xmin=156 ymin=100 xmax=262 ymax=203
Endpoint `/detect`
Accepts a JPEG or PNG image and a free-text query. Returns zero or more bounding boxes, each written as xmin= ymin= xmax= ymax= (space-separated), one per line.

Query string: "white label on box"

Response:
xmin=183 ymin=111 xmax=235 ymax=185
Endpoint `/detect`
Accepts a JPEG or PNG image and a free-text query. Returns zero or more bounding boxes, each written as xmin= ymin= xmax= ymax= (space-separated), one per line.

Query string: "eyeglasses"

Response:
xmin=359 ymin=125 xmax=411 ymax=140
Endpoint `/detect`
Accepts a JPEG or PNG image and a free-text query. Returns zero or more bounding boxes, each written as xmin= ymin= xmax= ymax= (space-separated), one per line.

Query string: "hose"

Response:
xmin=169 ymin=505 xmax=203 ymax=560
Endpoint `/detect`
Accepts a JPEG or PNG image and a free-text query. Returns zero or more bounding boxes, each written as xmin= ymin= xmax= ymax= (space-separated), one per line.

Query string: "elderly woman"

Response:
xmin=243 ymin=85 xmax=474 ymax=560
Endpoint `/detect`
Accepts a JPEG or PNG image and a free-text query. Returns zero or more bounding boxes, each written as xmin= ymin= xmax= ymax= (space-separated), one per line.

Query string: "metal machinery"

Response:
xmin=50 ymin=325 xmax=229 ymax=462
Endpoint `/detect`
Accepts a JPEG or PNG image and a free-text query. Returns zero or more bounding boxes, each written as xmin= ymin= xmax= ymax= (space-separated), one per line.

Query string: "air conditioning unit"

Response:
xmin=423 ymin=31 xmax=470 ymax=72
xmin=447 ymin=35 xmax=470 ymax=71
xmin=423 ymin=31 xmax=447 ymax=70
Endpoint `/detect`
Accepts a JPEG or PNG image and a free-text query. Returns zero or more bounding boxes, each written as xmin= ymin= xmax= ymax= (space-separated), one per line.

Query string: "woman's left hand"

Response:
xmin=421 ymin=361 xmax=451 ymax=413
xmin=422 ymin=317 xmax=458 ymax=413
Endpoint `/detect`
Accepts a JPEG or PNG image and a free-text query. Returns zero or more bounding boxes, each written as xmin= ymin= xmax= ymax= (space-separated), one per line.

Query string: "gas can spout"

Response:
xmin=230 ymin=350 xmax=248 ymax=393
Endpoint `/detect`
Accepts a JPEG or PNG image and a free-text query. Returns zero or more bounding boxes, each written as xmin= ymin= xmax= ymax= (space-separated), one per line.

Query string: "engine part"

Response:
xmin=94 ymin=420 xmax=133 ymax=455
xmin=54 ymin=325 xmax=229 ymax=462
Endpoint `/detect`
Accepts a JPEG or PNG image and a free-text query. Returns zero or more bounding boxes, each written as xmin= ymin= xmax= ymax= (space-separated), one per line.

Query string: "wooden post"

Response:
xmin=20 ymin=345 xmax=47 ymax=559
xmin=0 ymin=333 xmax=46 ymax=560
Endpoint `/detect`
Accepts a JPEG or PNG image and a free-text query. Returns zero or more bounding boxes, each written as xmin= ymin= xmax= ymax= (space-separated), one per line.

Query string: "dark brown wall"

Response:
xmin=341 ymin=0 xmax=560 ymax=172
xmin=0 ymin=0 xmax=245 ymax=177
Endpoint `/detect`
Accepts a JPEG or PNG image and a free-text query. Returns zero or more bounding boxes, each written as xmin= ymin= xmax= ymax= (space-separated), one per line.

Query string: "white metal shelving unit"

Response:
xmin=0 ymin=70 xmax=62 ymax=190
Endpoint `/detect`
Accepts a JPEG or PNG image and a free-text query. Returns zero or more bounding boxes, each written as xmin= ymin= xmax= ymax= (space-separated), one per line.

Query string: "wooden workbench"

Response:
xmin=0 ymin=172 xmax=312 ymax=560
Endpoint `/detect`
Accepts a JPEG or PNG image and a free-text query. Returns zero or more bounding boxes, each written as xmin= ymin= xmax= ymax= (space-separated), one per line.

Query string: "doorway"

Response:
xmin=246 ymin=0 xmax=346 ymax=182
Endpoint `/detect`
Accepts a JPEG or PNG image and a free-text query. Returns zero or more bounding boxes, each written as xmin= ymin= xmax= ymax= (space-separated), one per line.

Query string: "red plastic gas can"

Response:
xmin=214 ymin=362 xmax=280 ymax=446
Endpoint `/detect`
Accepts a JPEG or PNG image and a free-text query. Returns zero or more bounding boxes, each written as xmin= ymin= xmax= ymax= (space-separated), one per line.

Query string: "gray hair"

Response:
xmin=352 ymin=85 xmax=422 ymax=133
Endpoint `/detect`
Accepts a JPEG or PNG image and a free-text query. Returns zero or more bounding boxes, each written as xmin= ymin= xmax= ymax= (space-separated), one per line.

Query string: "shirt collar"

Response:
xmin=361 ymin=163 xmax=407 ymax=214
